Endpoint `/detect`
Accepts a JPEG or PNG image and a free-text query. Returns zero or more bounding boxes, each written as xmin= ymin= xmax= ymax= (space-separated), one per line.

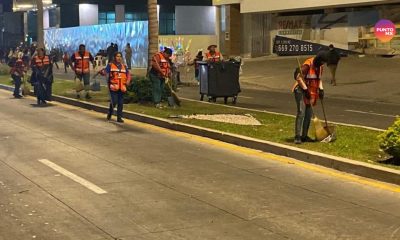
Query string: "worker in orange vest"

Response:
xmin=70 ymin=44 xmax=95 ymax=99
xmin=10 ymin=52 xmax=25 ymax=98
xmin=149 ymin=47 xmax=173 ymax=108
xmin=205 ymin=45 xmax=223 ymax=62
xmin=293 ymin=55 xmax=326 ymax=144
xmin=30 ymin=48 xmax=53 ymax=105
xmin=101 ymin=52 xmax=131 ymax=123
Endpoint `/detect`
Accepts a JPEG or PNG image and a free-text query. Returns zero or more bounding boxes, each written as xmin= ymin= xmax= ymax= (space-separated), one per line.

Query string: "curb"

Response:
xmin=1 ymin=83 xmax=399 ymax=186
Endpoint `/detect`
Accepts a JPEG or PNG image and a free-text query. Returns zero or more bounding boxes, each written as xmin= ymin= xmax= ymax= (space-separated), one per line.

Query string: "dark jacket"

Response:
xmin=326 ymin=49 xmax=341 ymax=65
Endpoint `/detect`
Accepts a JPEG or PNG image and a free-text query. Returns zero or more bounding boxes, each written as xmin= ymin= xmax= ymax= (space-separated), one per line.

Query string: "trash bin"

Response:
xmin=198 ymin=61 xmax=241 ymax=104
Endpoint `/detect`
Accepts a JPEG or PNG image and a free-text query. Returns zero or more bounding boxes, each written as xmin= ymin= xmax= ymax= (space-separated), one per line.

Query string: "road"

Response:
xmin=178 ymin=86 xmax=399 ymax=130
xmin=1 ymin=90 xmax=400 ymax=239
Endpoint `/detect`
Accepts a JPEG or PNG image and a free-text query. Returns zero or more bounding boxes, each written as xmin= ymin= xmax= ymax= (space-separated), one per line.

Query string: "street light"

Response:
xmin=1 ymin=27 xmax=4 ymax=48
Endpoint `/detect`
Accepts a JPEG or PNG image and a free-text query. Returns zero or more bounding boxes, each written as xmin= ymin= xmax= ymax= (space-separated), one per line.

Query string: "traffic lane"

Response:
xmin=1 ymin=91 xmax=400 ymax=239
xmin=0 ymin=162 xmax=112 ymax=240
xmin=178 ymin=86 xmax=398 ymax=129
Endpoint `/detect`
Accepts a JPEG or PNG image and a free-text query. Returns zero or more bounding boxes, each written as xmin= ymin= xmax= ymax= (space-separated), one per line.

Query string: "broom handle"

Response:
xmin=321 ymin=99 xmax=329 ymax=128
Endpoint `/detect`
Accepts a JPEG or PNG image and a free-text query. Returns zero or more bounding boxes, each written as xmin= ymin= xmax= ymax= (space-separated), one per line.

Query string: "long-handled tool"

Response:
xmin=320 ymin=99 xmax=337 ymax=142
xmin=165 ymin=77 xmax=181 ymax=106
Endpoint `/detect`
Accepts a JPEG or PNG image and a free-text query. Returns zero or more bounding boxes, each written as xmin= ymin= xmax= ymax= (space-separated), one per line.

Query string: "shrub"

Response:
xmin=0 ymin=64 xmax=10 ymax=75
xmin=378 ymin=117 xmax=400 ymax=159
xmin=124 ymin=76 xmax=170 ymax=104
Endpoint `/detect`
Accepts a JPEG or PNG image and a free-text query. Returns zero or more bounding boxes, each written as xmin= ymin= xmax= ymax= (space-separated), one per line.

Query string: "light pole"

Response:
xmin=1 ymin=27 xmax=4 ymax=48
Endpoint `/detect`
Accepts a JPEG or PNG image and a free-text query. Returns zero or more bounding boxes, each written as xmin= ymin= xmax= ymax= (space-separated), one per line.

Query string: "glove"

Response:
xmin=304 ymin=89 xmax=311 ymax=99
xmin=319 ymin=89 xmax=324 ymax=100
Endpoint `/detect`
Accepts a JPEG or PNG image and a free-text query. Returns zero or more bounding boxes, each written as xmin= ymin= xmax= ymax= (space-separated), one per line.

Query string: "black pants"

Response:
xmin=109 ymin=90 xmax=124 ymax=118
xmin=11 ymin=74 xmax=21 ymax=96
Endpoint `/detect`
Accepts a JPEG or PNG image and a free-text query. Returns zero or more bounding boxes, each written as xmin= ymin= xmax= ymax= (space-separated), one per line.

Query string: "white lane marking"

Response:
xmin=38 ymin=159 xmax=107 ymax=194
xmin=239 ymin=96 xmax=254 ymax=99
xmin=345 ymin=110 xmax=397 ymax=118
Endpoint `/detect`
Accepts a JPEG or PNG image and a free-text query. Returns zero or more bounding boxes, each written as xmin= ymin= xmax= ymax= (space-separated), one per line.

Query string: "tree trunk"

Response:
xmin=36 ymin=0 xmax=45 ymax=49
xmin=148 ymin=0 xmax=159 ymax=70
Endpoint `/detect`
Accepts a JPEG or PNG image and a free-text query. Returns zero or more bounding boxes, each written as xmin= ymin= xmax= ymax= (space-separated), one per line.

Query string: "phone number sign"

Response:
xmin=274 ymin=35 xmax=324 ymax=56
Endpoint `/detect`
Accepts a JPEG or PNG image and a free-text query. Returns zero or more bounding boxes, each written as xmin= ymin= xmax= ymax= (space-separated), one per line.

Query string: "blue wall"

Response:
xmin=44 ymin=21 xmax=148 ymax=68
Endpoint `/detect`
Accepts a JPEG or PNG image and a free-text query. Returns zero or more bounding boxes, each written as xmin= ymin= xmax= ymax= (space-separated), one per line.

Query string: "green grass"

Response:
xmin=0 ymin=75 xmax=393 ymax=169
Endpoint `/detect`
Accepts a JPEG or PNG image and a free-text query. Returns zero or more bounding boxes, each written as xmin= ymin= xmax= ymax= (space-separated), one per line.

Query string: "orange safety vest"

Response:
xmin=32 ymin=55 xmax=50 ymax=68
xmin=157 ymin=52 xmax=171 ymax=77
xmin=303 ymin=57 xmax=323 ymax=106
xmin=206 ymin=52 xmax=221 ymax=62
xmin=109 ymin=63 xmax=128 ymax=92
xmin=74 ymin=51 xmax=91 ymax=74
xmin=10 ymin=59 xmax=24 ymax=76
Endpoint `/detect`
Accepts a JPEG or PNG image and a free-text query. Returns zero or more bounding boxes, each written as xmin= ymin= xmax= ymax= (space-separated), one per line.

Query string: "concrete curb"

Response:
xmin=1 ymin=83 xmax=399 ymax=186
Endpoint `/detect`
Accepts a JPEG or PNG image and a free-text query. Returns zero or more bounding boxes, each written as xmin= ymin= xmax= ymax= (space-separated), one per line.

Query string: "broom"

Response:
xmin=165 ymin=77 xmax=181 ymax=106
xmin=296 ymin=58 xmax=329 ymax=142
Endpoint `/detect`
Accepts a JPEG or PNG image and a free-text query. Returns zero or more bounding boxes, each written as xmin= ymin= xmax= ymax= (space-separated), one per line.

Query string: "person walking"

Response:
xmin=124 ymin=43 xmax=132 ymax=69
xmin=325 ymin=44 xmax=341 ymax=86
xmin=205 ymin=45 xmax=223 ymax=62
xmin=62 ymin=52 xmax=70 ymax=73
xmin=188 ymin=50 xmax=203 ymax=82
xmin=10 ymin=52 xmax=25 ymax=98
xmin=292 ymin=55 xmax=326 ymax=144
xmin=30 ymin=48 xmax=53 ymax=105
xmin=70 ymin=44 xmax=95 ymax=99
xmin=100 ymin=52 xmax=131 ymax=123
xmin=149 ymin=47 xmax=173 ymax=108
xmin=107 ymin=43 xmax=114 ymax=63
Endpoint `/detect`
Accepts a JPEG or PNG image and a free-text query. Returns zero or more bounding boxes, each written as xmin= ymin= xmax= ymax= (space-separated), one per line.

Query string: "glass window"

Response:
xmin=125 ymin=13 xmax=134 ymax=22
xmin=99 ymin=11 xmax=116 ymax=24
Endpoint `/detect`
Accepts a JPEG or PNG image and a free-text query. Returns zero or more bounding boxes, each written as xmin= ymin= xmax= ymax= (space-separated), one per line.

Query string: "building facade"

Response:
xmin=213 ymin=0 xmax=400 ymax=57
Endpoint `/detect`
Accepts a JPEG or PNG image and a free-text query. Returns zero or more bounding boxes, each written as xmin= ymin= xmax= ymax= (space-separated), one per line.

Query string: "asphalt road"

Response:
xmin=1 ymin=90 xmax=400 ymax=240
xmin=178 ymin=86 xmax=399 ymax=130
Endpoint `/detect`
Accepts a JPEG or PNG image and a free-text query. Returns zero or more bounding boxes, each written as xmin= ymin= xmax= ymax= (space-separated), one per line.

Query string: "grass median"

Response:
xmin=0 ymin=75 xmax=393 ymax=169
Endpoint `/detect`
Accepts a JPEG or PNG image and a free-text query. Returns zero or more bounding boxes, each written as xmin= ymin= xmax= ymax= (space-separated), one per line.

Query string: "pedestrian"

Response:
xmin=149 ymin=47 xmax=172 ymax=108
xmin=30 ymin=48 xmax=53 ymax=105
xmin=70 ymin=44 xmax=95 ymax=99
xmin=22 ymin=49 xmax=30 ymax=69
xmin=50 ymin=49 xmax=60 ymax=70
xmin=188 ymin=50 xmax=203 ymax=82
xmin=107 ymin=43 xmax=114 ymax=63
xmin=62 ymin=52 xmax=69 ymax=73
xmin=10 ymin=52 xmax=25 ymax=98
xmin=205 ymin=45 xmax=223 ymax=62
xmin=124 ymin=43 xmax=132 ymax=69
xmin=101 ymin=52 xmax=131 ymax=123
xmin=292 ymin=55 xmax=326 ymax=144
xmin=325 ymin=44 xmax=341 ymax=86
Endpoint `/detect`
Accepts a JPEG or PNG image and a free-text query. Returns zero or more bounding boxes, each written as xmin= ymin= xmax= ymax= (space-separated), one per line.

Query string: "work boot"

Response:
xmin=76 ymin=94 xmax=80 ymax=99
xmin=301 ymin=136 xmax=315 ymax=143
xmin=294 ymin=135 xmax=302 ymax=144
xmin=107 ymin=113 xmax=112 ymax=121
xmin=85 ymin=93 xmax=92 ymax=100
xmin=117 ymin=117 xmax=124 ymax=123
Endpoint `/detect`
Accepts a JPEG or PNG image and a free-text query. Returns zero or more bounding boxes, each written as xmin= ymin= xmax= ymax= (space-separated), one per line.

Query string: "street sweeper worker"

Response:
xmin=292 ymin=54 xmax=326 ymax=144
xmin=205 ymin=45 xmax=223 ymax=62
xmin=70 ymin=44 xmax=95 ymax=99
xmin=100 ymin=52 xmax=131 ymax=123
xmin=149 ymin=47 xmax=173 ymax=108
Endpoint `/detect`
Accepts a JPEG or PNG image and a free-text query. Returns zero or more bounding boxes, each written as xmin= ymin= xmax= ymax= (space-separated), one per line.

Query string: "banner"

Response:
xmin=273 ymin=35 xmax=354 ymax=56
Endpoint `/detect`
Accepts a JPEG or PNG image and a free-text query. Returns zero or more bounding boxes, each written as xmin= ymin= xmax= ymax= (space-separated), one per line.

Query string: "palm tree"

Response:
xmin=148 ymin=0 xmax=159 ymax=70
xmin=36 ymin=0 xmax=44 ymax=48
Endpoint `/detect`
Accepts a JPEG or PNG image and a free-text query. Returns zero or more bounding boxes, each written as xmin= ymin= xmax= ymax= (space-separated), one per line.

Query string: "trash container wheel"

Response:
xmin=232 ymin=96 xmax=237 ymax=105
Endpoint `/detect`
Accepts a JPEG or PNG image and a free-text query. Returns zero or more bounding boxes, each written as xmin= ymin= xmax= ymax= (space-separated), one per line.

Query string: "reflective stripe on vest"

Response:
xmin=157 ymin=53 xmax=170 ymax=76
xmin=109 ymin=63 xmax=128 ymax=92
xmin=304 ymin=58 xmax=323 ymax=80
xmin=33 ymin=56 xmax=50 ymax=67
xmin=74 ymin=51 xmax=90 ymax=74
xmin=206 ymin=52 xmax=221 ymax=62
